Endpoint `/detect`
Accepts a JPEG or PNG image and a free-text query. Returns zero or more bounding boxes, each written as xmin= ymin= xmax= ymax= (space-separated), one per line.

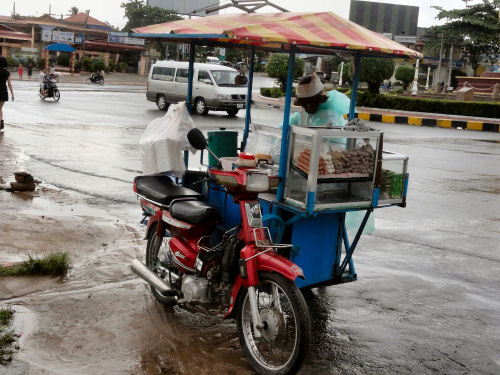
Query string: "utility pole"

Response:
xmin=434 ymin=33 xmax=444 ymax=91
xmin=338 ymin=61 xmax=344 ymax=86
xmin=425 ymin=66 xmax=431 ymax=90
xmin=444 ymin=43 xmax=454 ymax=93
xmin=411 ymin=58 xmax=420 ymax=95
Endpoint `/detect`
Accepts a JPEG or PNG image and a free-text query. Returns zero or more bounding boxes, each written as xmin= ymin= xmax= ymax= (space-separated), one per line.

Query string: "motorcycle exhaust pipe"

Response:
xmin=131 ymin=259 xmax=177 ymax=295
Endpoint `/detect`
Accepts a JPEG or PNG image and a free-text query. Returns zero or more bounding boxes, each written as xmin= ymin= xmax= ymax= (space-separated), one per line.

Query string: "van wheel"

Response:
xmin=156 ymin=95 xmax=169 ymax=111
xmin=227 ymin=109 xmax=239 ymax=117
xmin=194 ymin=98 xmax=208 ymax=116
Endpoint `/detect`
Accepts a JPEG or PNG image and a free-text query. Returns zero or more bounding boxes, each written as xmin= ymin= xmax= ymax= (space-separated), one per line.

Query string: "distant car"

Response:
xmin=147 ymin=60 xmax=247 ymax=116
xmin=206 ymin=56 xmax=220 ymax=64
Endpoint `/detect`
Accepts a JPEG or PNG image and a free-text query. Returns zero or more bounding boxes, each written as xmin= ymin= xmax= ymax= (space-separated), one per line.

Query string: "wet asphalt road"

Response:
xmin=1 ymin=80 xmax=500 ymax=374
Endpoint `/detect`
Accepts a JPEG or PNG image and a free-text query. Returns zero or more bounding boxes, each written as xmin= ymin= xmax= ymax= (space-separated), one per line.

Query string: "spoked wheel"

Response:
xmin=237 ymin=272 xmax=311 ymax=375
xmin=86 ymin=78 xmax=92 ymax=84
xmin=53 ymin=89 xmax=60 ymax=102
xmin=156 ymin=95 xmax=169 ymax=111
xmin=98 ymin=78 xmax=104 ymax=85
xmin=146 ymin=224 xmax=177 ymax=306
xmin=194 ymin=97 xmax=208 ymax=115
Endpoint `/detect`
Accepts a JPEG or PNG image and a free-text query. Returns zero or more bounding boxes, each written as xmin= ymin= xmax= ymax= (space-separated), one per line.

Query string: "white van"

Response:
xmin=206 ymin=56 xmax=220 ymax=64
xmin=146 ymin=60 xmax=247 ymax=116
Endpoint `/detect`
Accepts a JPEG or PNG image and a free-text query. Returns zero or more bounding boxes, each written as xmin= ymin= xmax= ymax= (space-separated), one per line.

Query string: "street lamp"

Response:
xmin=411 ymin=58 xmax=420 ymax=95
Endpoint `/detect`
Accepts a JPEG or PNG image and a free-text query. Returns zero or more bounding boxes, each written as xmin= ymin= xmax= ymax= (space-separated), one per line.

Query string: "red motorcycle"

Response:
xmin=132 ymin=128 xmax=311 ymax=374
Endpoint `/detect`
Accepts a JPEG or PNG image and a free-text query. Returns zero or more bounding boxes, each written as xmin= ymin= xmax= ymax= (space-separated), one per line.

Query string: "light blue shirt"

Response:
xmin=289 ymin=90 xmax=351 ymax=127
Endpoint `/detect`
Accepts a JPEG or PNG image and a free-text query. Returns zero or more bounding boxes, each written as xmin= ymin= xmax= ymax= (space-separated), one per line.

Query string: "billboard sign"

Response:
xmin=108 ymin=34 xmax=145 ymax=46
xmin=41 ymin=26 xmax=53 ymax=41
xmin=349 ymin=0 xmax=419 ymax=37
xmin=148 ymin=0 xmax=221 ymax=15
xmin=52 ymin=31 xmax=74 ymax=43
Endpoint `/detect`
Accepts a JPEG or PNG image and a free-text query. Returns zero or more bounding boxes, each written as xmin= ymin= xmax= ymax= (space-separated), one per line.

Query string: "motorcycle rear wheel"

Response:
xmin=237 ymin=272 xmax=311 ymax=375
xmin=53 ymin=89 xmax=60 ymax=102
xmin=146 ymin=224 xmax=178 ymax=306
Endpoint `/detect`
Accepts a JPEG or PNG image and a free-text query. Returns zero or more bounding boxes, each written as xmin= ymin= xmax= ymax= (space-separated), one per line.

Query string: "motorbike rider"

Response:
xmin=39 ymin=68 xmax=51 ymax=93
xmin=91 ymin=70 xmax=104 ymax=81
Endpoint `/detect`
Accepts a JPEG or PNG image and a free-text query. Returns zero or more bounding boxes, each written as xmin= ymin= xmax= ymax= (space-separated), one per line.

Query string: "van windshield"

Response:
xmin=210 ymin=70 xmax=247 ymax=87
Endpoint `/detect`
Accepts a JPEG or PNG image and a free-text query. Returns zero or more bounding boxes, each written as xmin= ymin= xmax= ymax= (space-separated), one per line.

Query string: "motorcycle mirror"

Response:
xmin=187 ymin=128 xmax=208 ymax=150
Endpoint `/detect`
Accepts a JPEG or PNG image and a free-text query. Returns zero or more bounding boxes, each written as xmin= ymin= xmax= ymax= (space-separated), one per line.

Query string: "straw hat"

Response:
xmin=294 ymin=74 xmax=324 ymax=106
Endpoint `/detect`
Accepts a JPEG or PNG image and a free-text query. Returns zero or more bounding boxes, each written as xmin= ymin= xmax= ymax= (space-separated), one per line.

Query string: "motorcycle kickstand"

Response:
xmin=247 ymin=286 xmax=264 ymax=338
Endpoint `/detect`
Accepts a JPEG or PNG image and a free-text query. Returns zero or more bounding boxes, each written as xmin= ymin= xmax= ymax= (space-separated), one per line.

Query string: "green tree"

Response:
xmin=265 ymin=53 xmax=305 ymax=91
xmin=68 ymin=7 xmax=79 ymax=15
xmin=120 ymin=0 xmax=181 ymax=31
xmin=395 ymin=65 xmax=415 ymax=90
xmin=56 ymin=53 xmax=70 ymax=67
xmin=345 ymin=57 xmax=395 ymax=94
xmin=424 ymin=1 xmax=500 ymax=75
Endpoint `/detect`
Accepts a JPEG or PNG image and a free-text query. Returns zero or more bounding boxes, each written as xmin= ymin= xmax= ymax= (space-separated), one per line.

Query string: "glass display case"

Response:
xmin=283 ymin=126 xmax=383 ymax=212
xmin=378 ymin=151 xmax=408 ymax=205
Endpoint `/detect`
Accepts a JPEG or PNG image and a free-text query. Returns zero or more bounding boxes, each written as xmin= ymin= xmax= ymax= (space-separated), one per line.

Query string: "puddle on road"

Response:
xmin=472 ymin=139 xmax=500 ymax=144
xmin=131 ymin=288 xmax=358 ymax=375
xmin=438 ymin=176 xmax=500 ymax=195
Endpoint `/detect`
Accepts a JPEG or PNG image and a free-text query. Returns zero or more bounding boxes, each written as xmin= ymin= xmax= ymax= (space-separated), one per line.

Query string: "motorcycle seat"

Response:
xmin=134 ymin=175 xmax=202 ymax=206
xmin=169 ymin=200 xmax=220 ymax=225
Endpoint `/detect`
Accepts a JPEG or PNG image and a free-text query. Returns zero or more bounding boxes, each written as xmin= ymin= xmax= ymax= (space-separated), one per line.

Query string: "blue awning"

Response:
xmin=45 ymin=43 xmax=75 ymax=52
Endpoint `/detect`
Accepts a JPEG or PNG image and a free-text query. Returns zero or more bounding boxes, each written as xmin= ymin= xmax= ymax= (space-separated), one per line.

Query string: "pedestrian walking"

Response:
xmin=0 ymin=56 xmax=15 ymax=133
xmin=18 ymin=64 xmax=23 ymax=80
xmin=27 ymin=63 xmax=33 ymax=80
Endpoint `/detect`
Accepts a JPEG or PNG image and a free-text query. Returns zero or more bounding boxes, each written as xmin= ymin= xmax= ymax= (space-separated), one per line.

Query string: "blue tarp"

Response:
xmin=45 ymin=43 xmax=75 ymax=52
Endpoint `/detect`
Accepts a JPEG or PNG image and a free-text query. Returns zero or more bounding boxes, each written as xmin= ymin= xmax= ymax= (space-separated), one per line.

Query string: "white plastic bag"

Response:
xmin=140 ymin=102 xmax=195 ymax=177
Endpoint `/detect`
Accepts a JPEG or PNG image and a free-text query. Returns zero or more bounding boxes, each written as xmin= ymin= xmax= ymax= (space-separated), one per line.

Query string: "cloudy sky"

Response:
xmin=0 ymin=0 xmax=478 ymax=30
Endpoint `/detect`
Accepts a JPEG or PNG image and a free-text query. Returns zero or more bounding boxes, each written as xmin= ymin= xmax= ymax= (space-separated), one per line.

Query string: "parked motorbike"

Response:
xmin=132 ymin=128 xmax=311 ymax=375
xmin=86 ymin=72 xmax=104 ymax=85
xmin=39 ymin=78 xmax=60 ymax=101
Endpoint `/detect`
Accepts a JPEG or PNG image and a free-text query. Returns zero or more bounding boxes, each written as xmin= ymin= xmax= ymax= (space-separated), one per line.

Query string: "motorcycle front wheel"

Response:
xmin=53 ymin=89 xmax=60 ymax=102
xmin=237 ymin=272 xmax=311 ymax=375
xmin=86 ymin=78 xmax=92 ymax=84
xmin=146 ymin=224 xmax=177 ymax=306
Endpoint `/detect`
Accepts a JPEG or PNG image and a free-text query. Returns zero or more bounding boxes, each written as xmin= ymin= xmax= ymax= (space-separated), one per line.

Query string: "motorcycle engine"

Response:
xmin=181 ymin=275 xmax=209 ymax=303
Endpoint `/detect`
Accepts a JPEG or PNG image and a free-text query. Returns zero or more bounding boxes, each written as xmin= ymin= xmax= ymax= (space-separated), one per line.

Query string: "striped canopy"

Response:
xmin=132 ymin=12 xmax=422 ymax=58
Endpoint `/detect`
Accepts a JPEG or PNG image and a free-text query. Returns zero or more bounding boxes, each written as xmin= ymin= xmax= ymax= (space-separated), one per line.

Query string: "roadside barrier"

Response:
xmin=353 ymin=112 xmax=499 ymax=132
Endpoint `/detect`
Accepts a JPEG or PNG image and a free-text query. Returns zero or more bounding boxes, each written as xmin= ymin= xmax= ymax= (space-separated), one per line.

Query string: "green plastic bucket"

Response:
xmin=207 ymin=130 xmax=238 ymax=167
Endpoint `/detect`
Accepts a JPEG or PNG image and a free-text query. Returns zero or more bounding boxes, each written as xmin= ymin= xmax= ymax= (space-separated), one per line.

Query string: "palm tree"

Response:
xmin=68 ymin=6 xmax=79 ymax=15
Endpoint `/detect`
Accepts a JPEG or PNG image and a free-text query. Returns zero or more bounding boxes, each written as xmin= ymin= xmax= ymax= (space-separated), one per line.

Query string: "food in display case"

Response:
xmin=378 ymin=151 xmax=408 ymax=202
xmin=295 ymin=143 xmax=375 ymax=178
xmin=381 ymin=170 xmax=404 ymax=199
xmin=283 ymin=126 xmax=384 ymax=211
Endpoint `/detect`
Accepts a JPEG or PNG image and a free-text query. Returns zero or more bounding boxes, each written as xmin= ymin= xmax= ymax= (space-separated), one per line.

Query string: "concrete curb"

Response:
xmin=354 ymin=112 xmax=500 ymax=132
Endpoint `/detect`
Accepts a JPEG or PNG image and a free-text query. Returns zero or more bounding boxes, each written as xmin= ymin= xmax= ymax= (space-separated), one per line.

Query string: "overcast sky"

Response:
xmin=0 ymin=0 xmax=478 ymax=30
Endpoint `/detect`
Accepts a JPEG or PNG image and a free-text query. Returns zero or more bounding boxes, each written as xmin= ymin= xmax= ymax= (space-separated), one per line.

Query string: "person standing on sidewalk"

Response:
xmin=0 ymin=57 xmax=15 ymax=133
xmin=27 ymin=63 xmax=33 ymax=80
xmin=18 ymin=64 xmax=23 ymax=80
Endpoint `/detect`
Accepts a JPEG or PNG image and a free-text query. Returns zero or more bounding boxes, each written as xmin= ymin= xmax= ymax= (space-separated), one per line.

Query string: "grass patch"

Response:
xmin=0 ymin=253 xmax=70 ymax=277
xmin=0 ymin=306 xmax=17 ymax=365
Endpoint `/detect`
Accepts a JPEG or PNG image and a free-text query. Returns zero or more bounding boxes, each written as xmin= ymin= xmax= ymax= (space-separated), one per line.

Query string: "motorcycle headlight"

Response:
xmin=246 ymin=173 xmax=270 ymax=192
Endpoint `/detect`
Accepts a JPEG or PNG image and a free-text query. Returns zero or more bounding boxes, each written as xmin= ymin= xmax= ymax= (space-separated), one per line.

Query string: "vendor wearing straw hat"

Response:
xmin=290 ymin=73 xmax=350 ymax=127
xmin=288 ymin=73 xmax=373 ymax=233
